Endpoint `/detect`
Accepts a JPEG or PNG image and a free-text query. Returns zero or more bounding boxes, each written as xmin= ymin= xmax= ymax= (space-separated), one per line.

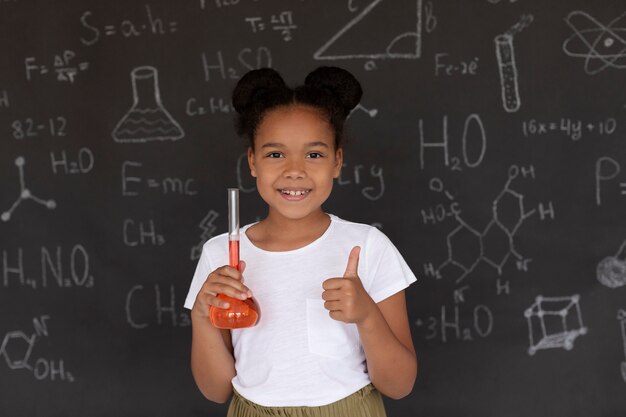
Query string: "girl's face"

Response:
xmin=248 ymin=104 xmax=343 ymax=222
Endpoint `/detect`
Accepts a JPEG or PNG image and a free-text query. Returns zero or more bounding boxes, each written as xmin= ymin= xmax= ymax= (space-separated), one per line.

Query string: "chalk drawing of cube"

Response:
xmin=524 ymin=295 xmax=587 ymax=355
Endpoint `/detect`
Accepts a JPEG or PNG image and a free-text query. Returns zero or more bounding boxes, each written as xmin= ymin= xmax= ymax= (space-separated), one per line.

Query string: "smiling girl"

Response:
xmin=184 ymin=66 xmax=418 ymax=417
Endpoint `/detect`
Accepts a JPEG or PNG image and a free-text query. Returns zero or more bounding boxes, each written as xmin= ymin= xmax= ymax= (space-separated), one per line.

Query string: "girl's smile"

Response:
xmin=278 ymin=188 xmax=312 ymax=201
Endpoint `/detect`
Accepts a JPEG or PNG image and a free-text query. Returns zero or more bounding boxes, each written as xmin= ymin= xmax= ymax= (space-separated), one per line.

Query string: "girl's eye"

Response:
xmin=307 ymin=152 xmax=323 ymax=159
xmin=267 ymin=152 xmax=283 ymax=158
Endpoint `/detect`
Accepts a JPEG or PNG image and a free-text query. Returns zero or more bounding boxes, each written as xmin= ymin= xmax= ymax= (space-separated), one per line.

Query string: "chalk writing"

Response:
xmin=415 ymin=303 xmax=494 ymax=343
xmin=125 ymin=284 xmax=191 ymax=328
xmin=418 ymin=114 xmax=487 ymax=170
xmin=25 ymin=51 xmax=89 ymax=83
xmin=336 ymin=162 xmax=385 ymax=201
xmin=595 ymin=156 xmax=625 ymax=206
xmin=525 ymin=294 xmax=587 ymax=355
xmin=522 ymin=118 xmax=617 ymax=141
xmin=434 ymin=53 xmax=478 ymax=76
xmin=2 ymin=157 xmax=56 ymax=222
xmin=0 ymin=90 xmax=8 ymax=108
xmin=200 ymin=0 xmax=249 ymax=9
xmin=423 ymin=0 xmax=437 ymax=33
xmin=0 ymin=316 xmax=75 ymax=382
xmin=122 ymin=161 xmax=197 ymax=196
xmin=2 ymin=245 xmax=94 ymax=289
xmin=123 ymin=219 xmax=165 ymax=247
xmin=201 ymin=48 xmax=272 ymax=81
xmin=80 ymin=5 xmax=178 ymax=46
xmin=50 ymin=148 xmax=94 ymax=175
xmin=245 ymin=11 xmax=297 ymax=41
xmin=11 ymin=116 xmax=67 ymax=139
xmin=186 ymin=97 xmax=234 ymax=116
xmin=236 ymin=153 xmax=257 ymax=193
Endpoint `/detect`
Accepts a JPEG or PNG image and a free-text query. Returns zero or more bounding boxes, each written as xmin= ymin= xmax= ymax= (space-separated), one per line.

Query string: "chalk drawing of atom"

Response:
xmin=562 ymin=11 xmax=626 ymax=75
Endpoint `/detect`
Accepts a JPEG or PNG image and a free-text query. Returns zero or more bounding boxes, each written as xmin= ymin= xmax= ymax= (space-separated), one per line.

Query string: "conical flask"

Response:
xmin=209 ymin=189 xmax=260 ymax=329
xmin=112 ymin=66 xmax=184 ymax=143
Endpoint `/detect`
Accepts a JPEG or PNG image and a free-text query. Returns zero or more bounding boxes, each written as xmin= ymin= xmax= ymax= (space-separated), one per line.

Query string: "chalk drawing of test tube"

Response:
xmin=495 ymin=34 xmax=520 ymax=112
xmin=495 ymin=14 xmax=533 ymax=113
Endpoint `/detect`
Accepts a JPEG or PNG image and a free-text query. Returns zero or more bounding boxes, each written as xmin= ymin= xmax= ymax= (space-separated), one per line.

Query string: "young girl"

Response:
xmin=184 ymin=66 xmax=418 ymax=417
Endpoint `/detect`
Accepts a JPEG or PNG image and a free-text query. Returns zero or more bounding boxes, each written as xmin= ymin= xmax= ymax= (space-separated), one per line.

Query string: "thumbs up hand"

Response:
xmin=322 ymin=246 xmax=376 ymax=324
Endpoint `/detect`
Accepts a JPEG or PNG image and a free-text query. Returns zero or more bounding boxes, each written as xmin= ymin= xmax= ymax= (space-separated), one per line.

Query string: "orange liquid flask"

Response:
xmin=209 ymin=188 xmax=259 ymax=329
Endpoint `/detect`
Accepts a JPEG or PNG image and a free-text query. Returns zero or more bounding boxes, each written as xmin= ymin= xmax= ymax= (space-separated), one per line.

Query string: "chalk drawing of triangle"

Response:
xmin=314 ymin=0 xmax=422 ymax=60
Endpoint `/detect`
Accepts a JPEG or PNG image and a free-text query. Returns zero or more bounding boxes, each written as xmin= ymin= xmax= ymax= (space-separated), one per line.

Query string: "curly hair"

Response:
xmin=231 ymin=66 xmax=362 ymax=148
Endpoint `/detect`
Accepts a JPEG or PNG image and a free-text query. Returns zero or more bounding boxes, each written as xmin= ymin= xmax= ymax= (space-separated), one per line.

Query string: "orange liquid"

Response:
xmin=229 ymin=239 xmax=239 ymax=270
xmin=209 ymin=239 xmax=260 ymax=329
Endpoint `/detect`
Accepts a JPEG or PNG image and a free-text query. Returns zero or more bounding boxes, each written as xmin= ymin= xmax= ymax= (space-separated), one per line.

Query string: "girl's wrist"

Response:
xmin=356 ymin=303 xmax=384 ymax=334
xmin=191 ymin=306 xmax=212 ymax=324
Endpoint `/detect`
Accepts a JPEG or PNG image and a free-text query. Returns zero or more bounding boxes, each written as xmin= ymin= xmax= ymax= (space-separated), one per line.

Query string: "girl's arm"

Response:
xmin=190 ymin=262 xmax=252 ymax=403
xmin=190 ymin=313 xmax=236 ymax=403
xmin=356 ymin=291 xmax=417 ymax=399
xmin=322 ymin=247 xmax=417 ymax=399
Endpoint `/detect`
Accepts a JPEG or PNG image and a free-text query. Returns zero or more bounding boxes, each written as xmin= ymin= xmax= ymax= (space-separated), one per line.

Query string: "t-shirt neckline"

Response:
xmin=241 ymin=213 xmax=336 ymax=255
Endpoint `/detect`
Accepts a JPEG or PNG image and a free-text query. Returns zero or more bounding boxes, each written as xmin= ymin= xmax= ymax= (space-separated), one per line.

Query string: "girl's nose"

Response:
xmin=283 ymin=158 xmax=306 ymax=179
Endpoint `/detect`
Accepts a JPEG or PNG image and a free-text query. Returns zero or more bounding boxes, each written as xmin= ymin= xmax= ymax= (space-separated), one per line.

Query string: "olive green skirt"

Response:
xmin=226 ymin=384 xmax=387 ymax=417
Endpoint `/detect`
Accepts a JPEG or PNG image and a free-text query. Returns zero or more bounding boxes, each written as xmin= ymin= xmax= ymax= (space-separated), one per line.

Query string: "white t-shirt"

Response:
xmin=184 ymin=214 xmax=417 ymax=407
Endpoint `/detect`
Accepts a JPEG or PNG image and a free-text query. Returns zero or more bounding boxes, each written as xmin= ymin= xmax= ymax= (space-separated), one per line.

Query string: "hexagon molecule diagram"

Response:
xmin=0 ymin=331 xmax=35 ymax=370
xmin=525 ymin=294 xmax=587 ymax=355
xmin=431 ymin=165 xmax=552 ymax=283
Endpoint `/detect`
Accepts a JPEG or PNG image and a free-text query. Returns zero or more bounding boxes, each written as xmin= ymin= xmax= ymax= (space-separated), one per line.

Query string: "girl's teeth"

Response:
xmin=282 ymin=190 xmax=309 ymax=196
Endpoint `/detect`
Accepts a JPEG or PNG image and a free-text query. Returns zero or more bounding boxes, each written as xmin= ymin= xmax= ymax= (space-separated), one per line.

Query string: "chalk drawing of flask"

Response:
xmin=112 ymin=66 xmax=184 ymax=143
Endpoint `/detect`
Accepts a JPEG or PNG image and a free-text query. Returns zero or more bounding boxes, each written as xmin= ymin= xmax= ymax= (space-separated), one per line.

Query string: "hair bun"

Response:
xmin=304 ymin=66 xmax=362 ymax=116
xmin=232 ymin=68 xmax=287 ymax=114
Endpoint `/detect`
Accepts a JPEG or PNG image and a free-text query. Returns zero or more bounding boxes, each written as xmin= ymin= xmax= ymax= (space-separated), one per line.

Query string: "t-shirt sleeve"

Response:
xmin=183 ymin=243 xmax=214 ymax=310
xmin=363 ymin=227 xmax=417 ymax=303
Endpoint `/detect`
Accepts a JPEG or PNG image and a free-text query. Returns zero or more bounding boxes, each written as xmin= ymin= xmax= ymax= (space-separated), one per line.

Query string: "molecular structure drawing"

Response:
xmin=2 ymin=156 xmax=56 ymax=222
xmin=524 ymin=294 xmax=587 ymax=355
xmin=562 ymin=11 xmax=626 ymax=75
xmin=424 ymin=165 xmax=554 ymax=284
xmin=0 ymin=316 xmax=74 ymax=382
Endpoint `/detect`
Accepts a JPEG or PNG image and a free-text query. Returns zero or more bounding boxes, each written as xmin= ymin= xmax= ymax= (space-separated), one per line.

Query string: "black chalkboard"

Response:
xmin=1 ymin=1 xmax=626 ymax=416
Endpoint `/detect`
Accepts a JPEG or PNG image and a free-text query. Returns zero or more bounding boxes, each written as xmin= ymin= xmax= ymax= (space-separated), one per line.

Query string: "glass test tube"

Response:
xmin=228 ymin=188 xmax=240 ymax=270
